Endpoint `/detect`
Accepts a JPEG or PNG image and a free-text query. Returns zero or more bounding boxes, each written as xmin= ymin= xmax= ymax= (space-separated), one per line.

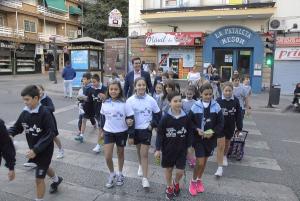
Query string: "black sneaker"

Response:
xmin=49 ymin=176 xmax=63 ymax=194
xmin=165 ymin=186 xmax=174 ymax=200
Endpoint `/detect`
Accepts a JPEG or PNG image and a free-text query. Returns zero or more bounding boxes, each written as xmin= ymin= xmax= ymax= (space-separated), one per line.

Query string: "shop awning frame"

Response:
xmin=45 ymin=0 xmax=68 ymax=13
xmin=69 ymin=6 xmax=82 ymax=15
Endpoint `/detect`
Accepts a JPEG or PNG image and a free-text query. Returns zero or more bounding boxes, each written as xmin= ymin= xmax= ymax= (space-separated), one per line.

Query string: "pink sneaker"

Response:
xmin=189 ymin=180 xmax=198 ymax=196
xmin=196 ymin=179 xmax=205 ymax=193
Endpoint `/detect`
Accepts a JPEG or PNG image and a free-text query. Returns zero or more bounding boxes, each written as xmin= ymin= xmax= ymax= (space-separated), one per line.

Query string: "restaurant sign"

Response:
xmin=146 ymin=32 xmax=203 ymax=46
xmin=275 ymin=48 xmax=300 ymax=60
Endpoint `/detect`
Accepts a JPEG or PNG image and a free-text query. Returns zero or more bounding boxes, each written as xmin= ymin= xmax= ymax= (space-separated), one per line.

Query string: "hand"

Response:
xmin=26 ymin=149 xmax=36 ymax=159
xmin=128 ymin=138 xmax=134 ymax=145
xmin=8 ymin=170 xmax=15 ymax=181
xmin=98 ymin=93 xmax=106 ymax=100
xmin=126 ymin=119 xmax=134 ymax=127
xmin=154 ymin=151 xmax=161 ymax=159
xmin=196 ymin=128 xmax=204 ymax=136
xmin=203 ymin=133 xmax=213 ymax=139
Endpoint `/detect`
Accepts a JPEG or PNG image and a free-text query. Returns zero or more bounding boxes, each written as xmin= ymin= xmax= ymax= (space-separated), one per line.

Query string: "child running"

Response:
xmin=75 ymin=73 xmax=97 ymax=142
xmin=100 ymin=81 xmax=134 ymax=188
xmin=8 ymin=85 xmax=63 ymax=201
xmin=90 ymin=74 xmax=107 ymax=153
xmin=189 ymin=83 xmax=223 ymax=196
xmin=155 ymin=91 xmax=192 ymax=200
xmin=38 ymin=85 xmax=64 ymax=159
xmin=126 ymin=77 xmax=161 ymax=188
xmin=182 ymin=86 xmax=197 ymax=168
xmin=215 ymin=82 xmax=242 ymax=177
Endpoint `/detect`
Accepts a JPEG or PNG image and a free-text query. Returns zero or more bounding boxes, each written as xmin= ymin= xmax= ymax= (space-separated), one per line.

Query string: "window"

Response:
xmin=23 ymin=0 xmax=36 ymax=5
xmin=0 ymin=15 xmax=4 ymax=26
xmin=68 ymin=30 xmax=78 ymax=39
xmin=24 ymin=20 xmax=36 ymax=33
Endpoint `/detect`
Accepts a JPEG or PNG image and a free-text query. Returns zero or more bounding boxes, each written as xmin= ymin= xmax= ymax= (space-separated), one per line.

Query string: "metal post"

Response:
xmin=52 ymin=37 xmax=58 ymax=84
xmin=267 ymin=31 xmax=277 ymax=108
xmin=43 ymin=0 xmax=46 ymax=33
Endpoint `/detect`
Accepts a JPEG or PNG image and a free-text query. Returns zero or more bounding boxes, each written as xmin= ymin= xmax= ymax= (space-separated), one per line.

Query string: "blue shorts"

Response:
xmin=134 ymin=129 xmax=152 ymax=145
xmin=104 ymin=131 xmax=128 ymax=147
xmin=193 ymin=137 xmax=216 ymax=158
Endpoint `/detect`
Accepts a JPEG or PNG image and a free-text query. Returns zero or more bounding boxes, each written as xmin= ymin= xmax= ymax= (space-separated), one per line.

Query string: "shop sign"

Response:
xmin=108 ymin=9 xmax=122 ymax=28
xmin=214 ymin=27 xmax=252 ymax=46
xmin=275 ymin=48 xmax=300 ymax=60
xmin=276 ymin=37 xmax=300 ymax=47
xmin=0 ymin=41 xmax=25 ymax=50
xmin=146 ymin=32 xmax=203 ymax=46
xmin=35 ymin=44 xmax=44 ymax=55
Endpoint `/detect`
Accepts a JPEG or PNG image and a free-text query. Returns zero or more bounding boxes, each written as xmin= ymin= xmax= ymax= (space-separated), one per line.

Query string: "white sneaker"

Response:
xmin=56 ymin=149 xmax=64 ymax=159
xmin=214 ymin=167 xmax=223 ymax=177
xmin=142 ymin=177 xmax=150 ymax=188
xmin=137 ymin=165 xmax=143 ymax=177
xmin=92 ymin=144 xmax=101 ymax=153
xmin=23 ymin=162 xmax=37 ymax=168
xmin=223 ymin=156 xmax=228 ymax=166
xmin=105 ymin=174 xmax=115 ymax=189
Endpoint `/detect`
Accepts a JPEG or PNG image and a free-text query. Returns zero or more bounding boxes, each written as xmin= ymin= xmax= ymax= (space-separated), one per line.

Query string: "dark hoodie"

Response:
xmin=0 ymin=119 xmax=16 ymax=170
xmin=156 ymin=109 xmax=192 ymax=155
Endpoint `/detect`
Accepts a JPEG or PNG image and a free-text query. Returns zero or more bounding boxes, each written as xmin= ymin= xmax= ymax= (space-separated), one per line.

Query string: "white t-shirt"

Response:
xmin=187 ymin=72 xmax=201 ymax=84
xmin=100 ymin=99 xmax=134 ymax=133
xmin=126 ymin=94 xmax=160 ymax=129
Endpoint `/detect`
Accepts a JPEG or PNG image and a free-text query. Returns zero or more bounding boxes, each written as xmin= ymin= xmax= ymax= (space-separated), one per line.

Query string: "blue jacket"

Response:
xmin=124 ymin=70 xmax=153 ymax=98
xmin=189 ymin=99 xmax=224 ymax=142
xmin=62 ymin=66 xmax=76 ymax=80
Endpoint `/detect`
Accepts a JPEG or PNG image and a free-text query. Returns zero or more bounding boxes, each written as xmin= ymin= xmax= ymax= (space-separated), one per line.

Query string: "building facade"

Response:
xmin=0 ymin=0 xmax=82 ymax=75
xmin=128 ymin=0 xmax=295 ymax=93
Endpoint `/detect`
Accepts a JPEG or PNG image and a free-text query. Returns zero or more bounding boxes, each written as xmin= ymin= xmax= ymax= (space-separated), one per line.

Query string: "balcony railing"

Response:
xmin=0 ymin=0 xmax=22 ymax=9
xmin=37 ymin=5 xmax=69 ymax=20
xmin=38 ymin=33 xmax=68 ymax=43
xmin=0 ymin=26 xmax=24 ymax=38
xmin=142 ymin=0 xmax=275 ymax=12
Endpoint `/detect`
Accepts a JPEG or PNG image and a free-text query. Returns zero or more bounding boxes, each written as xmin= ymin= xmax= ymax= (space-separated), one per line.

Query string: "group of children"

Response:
xmin=0 ymin=64 xmax=252 ymax=201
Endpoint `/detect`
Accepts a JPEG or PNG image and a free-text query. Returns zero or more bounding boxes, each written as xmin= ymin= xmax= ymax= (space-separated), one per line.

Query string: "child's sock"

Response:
xmin=117 ymin=171 xmax=123 ymax=176
xmin=35 ymin=199 xmax=43 ymax=201
xmin=51 ymin=174 xmax=59 ymax=183
xmin=110 ymin=172 xmax=116 ymax=178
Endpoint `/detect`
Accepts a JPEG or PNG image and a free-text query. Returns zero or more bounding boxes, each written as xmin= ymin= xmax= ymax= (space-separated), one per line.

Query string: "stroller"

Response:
xmin=227 ymin=130 xmax=248 ymax=161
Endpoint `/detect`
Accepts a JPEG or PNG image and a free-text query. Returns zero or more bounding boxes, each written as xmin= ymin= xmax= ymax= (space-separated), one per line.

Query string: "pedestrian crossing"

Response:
xmin=6 ymin=117 xmax=297 ymax=201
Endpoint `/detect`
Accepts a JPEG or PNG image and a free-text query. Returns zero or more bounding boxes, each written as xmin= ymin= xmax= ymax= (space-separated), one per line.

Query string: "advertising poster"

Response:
xmin=71 ymin=50 xmax=89 ymax=70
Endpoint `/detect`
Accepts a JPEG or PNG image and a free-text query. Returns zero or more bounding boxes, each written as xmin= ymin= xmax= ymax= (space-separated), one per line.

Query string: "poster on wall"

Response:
xmin=90 ymin=51 xmax=99 ymax=69
xmin=71 ymin=50 xmax=89 ymax=70
xmin=158 ymin=48 xmax=195 ymax=69
xmin=72 ymin=71 xmax=85 ymax=88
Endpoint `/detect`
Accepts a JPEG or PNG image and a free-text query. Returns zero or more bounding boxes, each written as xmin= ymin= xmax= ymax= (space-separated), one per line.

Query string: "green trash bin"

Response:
xmin=49 ymin=68 xmax=55 ymax=81
xmin=270 ymin=84 xmax=281 ymax=105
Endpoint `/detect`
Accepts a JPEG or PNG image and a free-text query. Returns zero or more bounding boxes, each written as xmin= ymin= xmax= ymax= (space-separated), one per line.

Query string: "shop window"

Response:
xmin=24 ymin=20 xmax=36 ymax=33
xmin=0 ymin=15 xmax=4 ymax=26
xmin=0 ymin=55 xmax=12 ymax=72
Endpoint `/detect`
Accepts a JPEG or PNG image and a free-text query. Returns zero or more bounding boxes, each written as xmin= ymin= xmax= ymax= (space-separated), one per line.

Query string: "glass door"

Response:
xmin=237 ymin=50 xmax=252 ymax=76
xmin=214 ymin=49 xmax=234 ymax=82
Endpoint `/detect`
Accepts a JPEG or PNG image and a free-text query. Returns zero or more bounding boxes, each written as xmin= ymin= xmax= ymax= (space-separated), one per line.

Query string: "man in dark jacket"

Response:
xmin=0 ymin=119 xmax=16 ymax=181
xmin=124 ymin=57 xmax=153 ymax=98
xmin=62 ymin=61 xmax=76 ymax=98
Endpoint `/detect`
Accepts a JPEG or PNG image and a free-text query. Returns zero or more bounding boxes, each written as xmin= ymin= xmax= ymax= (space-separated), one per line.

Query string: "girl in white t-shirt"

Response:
xmin=100 ymin=81 xmax=135 ymax=189
xmin=126 ymin=77 xmax=161 ymax=188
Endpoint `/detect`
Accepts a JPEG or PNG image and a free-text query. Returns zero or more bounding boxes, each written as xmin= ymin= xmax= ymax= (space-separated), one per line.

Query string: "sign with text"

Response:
xmin=276 ymin=37 xmax=300 ymax=47
xmin=108 ymin=9 xmax=122 ymax=28
xmin=71 ymin=50 xmax=89 ymax=70
xmin=214 ymin=27 xmax=252 ymax=46
xmin=275 ymin=48 xmax=300 ymax=60
xmin=146 ymin=32 xmax=203 ymax=46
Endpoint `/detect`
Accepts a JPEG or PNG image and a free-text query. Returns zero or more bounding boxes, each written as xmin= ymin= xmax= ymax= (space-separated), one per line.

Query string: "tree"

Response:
xmin=83 ymin=0 xmax=128 ymax=41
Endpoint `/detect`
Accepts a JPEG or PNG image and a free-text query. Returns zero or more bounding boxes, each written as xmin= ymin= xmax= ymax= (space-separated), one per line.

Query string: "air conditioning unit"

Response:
xmin=269 ymin=18 xmax=286 ymax=31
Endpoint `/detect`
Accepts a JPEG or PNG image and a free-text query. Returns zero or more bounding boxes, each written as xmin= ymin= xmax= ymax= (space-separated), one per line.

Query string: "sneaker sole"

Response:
xmin=116 ymin=182 xmax=124 ymax=186
xmin=105 ymin=184 xmax=114 ymax=189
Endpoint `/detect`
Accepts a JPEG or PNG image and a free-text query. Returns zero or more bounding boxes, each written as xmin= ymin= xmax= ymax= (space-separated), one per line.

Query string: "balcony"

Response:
xmin=0 ymin=0 xmax=22 ymax=9
xmin=141 ymin=0 xmax=276 ymax=22
xmin=37 ymin=5 xmax=69 ymax=21
xmin=38 ymin=33 xmax=68 ymax=43
xmin=0 ymin=26 xmax=24 ymax=38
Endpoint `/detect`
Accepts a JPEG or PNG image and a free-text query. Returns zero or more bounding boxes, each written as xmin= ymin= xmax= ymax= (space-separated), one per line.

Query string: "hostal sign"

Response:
xmin=214 ymin=27 xmax=252 ymax=46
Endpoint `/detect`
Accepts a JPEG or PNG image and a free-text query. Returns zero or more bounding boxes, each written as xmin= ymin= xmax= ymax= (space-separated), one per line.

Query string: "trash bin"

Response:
xmin=49 ymin=68 xmax=55 ymax=81
xmin=269 ymin=84 xmax=281 ymax=105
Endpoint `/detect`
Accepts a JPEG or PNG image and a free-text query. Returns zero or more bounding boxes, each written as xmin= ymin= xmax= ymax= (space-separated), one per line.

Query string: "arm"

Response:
xmin=213 ymin=109 xmax=224 ymax=138
xmin=0 ymin=120 xmax=16 ymax=171
xmin=44 ymin=97 xmax=55 ymax=113
xmin=7 ymin=114 xmax=24 ymax=137
xmin=124 ymin=74 xmax=130 ymax=98
xmin=151 ymin=98 xmax=161 ymax=128
xmin=32 ymin=111 xmax=55 ymax=154
xmin=155 ymin=117 xmax=165 ymax=151
xmin=146 ymin=72 xmax=153 ymax=94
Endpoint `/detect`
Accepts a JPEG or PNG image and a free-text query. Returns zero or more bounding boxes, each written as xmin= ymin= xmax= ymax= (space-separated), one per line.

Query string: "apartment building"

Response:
xmin=0 ymin=0 xmax=82 ymax=74
xmin=129 ymin=0 xmax=279 ymax=93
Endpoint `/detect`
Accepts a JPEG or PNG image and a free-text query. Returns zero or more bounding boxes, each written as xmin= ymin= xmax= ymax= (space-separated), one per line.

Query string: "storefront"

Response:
xmin=0 ymin=40 xmax=37 ymax=74
xmin=145 ymin=32 xmax=204 ymax=78
xmin=273 ymin=36 xmax=300 ymax=95
xmin=203 ymin=26 xmax=264 ymax=93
